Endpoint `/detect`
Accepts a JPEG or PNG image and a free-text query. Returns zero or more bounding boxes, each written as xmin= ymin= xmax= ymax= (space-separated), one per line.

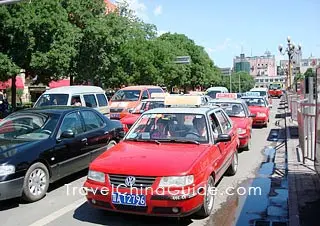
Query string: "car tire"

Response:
xmin=22 ymin=162 xmax=50 ymax=202
xmin=196 ymin=176 xmax=215 ymax=218
xmin=245 ymin=137 xmax=251 ymax=151
xmin=107 ymin=140 xmax=117 ymax=149
xmin=226 ymin=151 xmax=238 ymax=176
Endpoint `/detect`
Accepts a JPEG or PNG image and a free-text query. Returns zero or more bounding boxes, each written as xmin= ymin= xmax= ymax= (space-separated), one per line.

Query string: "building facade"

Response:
xmin=233 ymin=51 xmax=276 ymax=77
xmin=233 ymin=54 xmax=250 ymax=73
xmin=219 ymin=67 xmax=232 ymax=76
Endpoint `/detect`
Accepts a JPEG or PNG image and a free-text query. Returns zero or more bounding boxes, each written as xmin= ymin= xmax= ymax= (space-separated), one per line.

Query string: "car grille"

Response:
xmin=110 ymin=108 xmax=124 ymax=113
xmin=108 ymin=174 xmax=156 ymax=188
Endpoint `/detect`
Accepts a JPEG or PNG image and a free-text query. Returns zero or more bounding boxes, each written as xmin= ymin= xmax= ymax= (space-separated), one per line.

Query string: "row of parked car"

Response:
xmin=0 ymin=84 xmax=272 ymax=218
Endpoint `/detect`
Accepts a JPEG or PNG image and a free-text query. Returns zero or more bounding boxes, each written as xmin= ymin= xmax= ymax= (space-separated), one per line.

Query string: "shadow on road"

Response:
xmin=73 ymin=202 xmax=194 ymax=226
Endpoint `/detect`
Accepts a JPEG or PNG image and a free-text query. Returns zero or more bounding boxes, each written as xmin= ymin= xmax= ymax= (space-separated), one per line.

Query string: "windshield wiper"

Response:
xmin=160 ymin=139 xmax=200 ymax=145
xmin=126 ymin=138 xmax=160 ymax=144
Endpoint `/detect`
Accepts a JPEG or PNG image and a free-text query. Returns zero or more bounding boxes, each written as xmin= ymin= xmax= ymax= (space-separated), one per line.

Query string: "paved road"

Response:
xmin=1 ymin=99 xmax=281 ymax=226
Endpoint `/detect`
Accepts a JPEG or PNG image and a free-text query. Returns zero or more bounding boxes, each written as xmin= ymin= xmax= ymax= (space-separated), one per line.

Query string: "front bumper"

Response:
xmin=84 ymin=182 xmax=204 ymax=217
xmin=0 ymin=177 xmax=24 ymax=201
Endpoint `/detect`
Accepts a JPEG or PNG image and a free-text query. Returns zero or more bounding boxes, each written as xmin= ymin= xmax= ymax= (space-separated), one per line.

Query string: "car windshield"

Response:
xmin=132 ymin=101 xmax=165 ymax=114
xmin=111 ymin=90 xmax=141 ymax=101
xmin=125 ymin=113 xmax=208 ymax=143
xmin=269 ymin=84 xmax=282 ymax=90
xmin=252 ymin=90 xmax=267 ymax=97
xmin=34 ymin=94 xmax=69 ymax=107
xmin=0 ymin=112 xmax=60 ymax=140
xmin=212 ymin=102 xmax=246 ymax=117
xmin=206 ymin=91 xmax=221 ymax=99
xmin=242 ymin=98 xmax=266 ymax=107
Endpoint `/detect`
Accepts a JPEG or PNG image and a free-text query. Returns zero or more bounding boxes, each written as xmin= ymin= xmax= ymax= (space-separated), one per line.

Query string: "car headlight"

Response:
xmin=257 ymin=112 xmax=266 ymax=117
xmin=237 ymin=128 xmax=246 ymax=135
xmin=88 ymin=170 xmax=105 ymax=183
xmin=0 ymin=165 xmax=15 ymax=176
xmin=159 ymin=175 xmax=194 ymax=187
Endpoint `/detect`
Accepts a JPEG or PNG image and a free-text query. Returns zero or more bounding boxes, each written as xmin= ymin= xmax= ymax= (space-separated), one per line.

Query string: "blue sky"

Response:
xmin=118 ymin=0 xmax=320 ymax=68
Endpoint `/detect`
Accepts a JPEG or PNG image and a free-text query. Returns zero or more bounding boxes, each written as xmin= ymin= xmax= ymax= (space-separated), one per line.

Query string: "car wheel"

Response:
xmin=196 ymin=176 xmax=215 ymax=218
xmin=245 ymin=137 xmax=251 ymax=151
xmin=226 ymin=151 xmax=238 ymax=176
xmin=22 ymin=162 xmax=49 ymax=202
xmin=107 ymin=140 xmax=117 ymax=149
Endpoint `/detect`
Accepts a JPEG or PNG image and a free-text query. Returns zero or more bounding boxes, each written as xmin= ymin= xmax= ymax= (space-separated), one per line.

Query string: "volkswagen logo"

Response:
xmin=125 ymin=176 xmax=136 ymax=187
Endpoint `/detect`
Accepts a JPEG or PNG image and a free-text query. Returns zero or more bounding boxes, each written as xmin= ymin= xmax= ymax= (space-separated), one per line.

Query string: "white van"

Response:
xmin=205 ymin=87 xmax=229 ymax=99
xmin=34 ymin=86 xmax=110 ymax=117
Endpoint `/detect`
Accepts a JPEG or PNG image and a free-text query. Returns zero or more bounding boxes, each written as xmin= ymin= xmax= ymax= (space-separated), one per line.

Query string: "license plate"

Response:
xmin=111 ymin=113 xmax=120 ymax=118
xmin=112 ymin=192 xmax=146 ymax=206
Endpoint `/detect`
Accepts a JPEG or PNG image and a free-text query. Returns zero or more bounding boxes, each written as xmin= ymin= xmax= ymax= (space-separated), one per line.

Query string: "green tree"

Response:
xmin=304 ymin=68 xmax=314 ymax=77
xmin=223 ymin=72 xmax=254 ymax=93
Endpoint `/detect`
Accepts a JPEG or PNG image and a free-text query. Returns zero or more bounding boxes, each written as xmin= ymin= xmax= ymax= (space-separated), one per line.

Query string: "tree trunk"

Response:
xmin=11 ymin=75 xmax=16 ymax=111
xmin=70 ymin=74 xmax=74 ymax=86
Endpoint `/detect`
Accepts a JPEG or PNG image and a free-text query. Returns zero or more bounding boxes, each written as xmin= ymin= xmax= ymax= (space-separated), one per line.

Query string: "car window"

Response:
xmin=81 ymin=110 xmax=104 ymax=131
xmin=96 ymin=94 xmax=108 ymax=106
xmin=147 ymin=88 xmax=164 ymax=94
xmin=83 ymin=94 xmax=97 ymax=108
xmin=209 ymin=112 xmax=223 ymax=136
xmin=111 ymin=90 xmax=141 ymax=101
xmin=141 ymin=90 xmax=149 ymax=100
xmin=35 ymin=94 xmax=69 ymax=107
xmin=58 ymin=112 xmax=84 ymax=137
xmin=215 ymin=110 xmax=232 ymax=133
xmin=71 ymin=95 xmax=82 ymax=106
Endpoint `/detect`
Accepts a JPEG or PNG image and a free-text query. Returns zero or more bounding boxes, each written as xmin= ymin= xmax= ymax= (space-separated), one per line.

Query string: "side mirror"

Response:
xmin=249 ymin=114 xmax=256 ymax=118
xmin=216 ymin=134 xmax=231 ymax=143
xmin=60 ymin=130 xmax=75 ymax=139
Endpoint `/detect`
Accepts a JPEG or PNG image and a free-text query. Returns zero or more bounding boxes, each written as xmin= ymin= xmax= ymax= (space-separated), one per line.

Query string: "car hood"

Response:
xmin=230 ymin=117 xmax=247 ymax=129
xmin=109 ymin=101 xmax=139 ymax=110
xmin=248 ymin=106 xmax=268 ymax=114
xmin=0 ymin=138 xmax=40 ymax=160
xmin=90 ymin=141 xmax=210 ymax=176
xmin=120 ymin=114 xmax=140 ymax=125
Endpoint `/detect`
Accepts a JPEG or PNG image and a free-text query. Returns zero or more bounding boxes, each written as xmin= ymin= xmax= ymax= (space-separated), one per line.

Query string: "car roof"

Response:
xmin=14 ymin=106 xmax=91 ymax=115
xmin=142 ymin=98 xmax=165 ymax=102
xmin=43 ymin=86 xmax=104 ymax=94
xmin=250 ymin=88 xmax=268 ymax=91
xmin=120 ymin=85 xmax=163 ymax=90
xmin=210 ymin=99 xmax=246 ymax=104
xmin=144 ymin=107 xmax=216 ymax=115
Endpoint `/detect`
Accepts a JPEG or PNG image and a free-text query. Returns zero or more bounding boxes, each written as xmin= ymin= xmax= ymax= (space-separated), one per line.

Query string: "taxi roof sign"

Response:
xmin=150 ymin=93 xmax=168 ymax=98
xmin=164 ymin=95 xmax=202 ymax=107
xmin=244 ymin=91 xmax=260 ymax=96
xmin=216 ymin=93 xmax=237 ymax=99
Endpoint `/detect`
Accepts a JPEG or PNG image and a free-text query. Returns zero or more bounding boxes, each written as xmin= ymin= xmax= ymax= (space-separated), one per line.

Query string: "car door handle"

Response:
xmin=81 ymin=138 xmax=88 ymax=143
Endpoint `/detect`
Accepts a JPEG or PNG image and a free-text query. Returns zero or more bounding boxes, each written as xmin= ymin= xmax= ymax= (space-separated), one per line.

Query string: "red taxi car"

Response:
xmin=84 ymin=96 xmax=239 ymax=218
xmin=210 ymin=93 xmax=254 ymax=150
xmin=121 ymin=96 xmax=165 ymax=132
xmin=241 ymin=94 xmax=270 ymax=127
xmin=268 ymin=83 xmax=283 ymax=98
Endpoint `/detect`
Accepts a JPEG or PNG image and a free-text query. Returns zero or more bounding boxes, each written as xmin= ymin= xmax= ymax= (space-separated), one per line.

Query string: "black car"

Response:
xmin=0 ymin=106 xmax=124 ymax=202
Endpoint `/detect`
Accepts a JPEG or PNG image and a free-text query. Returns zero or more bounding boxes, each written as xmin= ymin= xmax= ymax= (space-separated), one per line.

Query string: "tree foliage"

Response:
xmin=0 ymin=0 xmax=224 ymax=93
xmin=221 ymin=72 xmax=254 ymax=93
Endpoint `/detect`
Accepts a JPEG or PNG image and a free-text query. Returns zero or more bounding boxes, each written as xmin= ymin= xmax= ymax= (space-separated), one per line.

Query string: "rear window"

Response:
xmin=83 ymin=94 xmax=97 ymax=108
xmin=96 ymin=94 xmax=108 ymax=106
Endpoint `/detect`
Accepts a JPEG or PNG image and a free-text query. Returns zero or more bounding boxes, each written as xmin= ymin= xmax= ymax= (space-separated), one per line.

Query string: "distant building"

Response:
xmin=254 ymin=76 xmax=286 ymax=88
xmin=104 ymin=0 xmax=117 ymax=14
xmin=233 ymin=51 xmax=276 ymax=77
xmin=233 ymin=54 xmax=250 ymax=74
xmin=279 ymin=56 xmax=320 ymax=76
xmin=219 ymin=67 xmax=232 ymax=76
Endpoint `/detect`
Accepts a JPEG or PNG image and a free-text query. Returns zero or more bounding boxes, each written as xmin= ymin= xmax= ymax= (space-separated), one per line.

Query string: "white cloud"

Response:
xmin=153 ymin=5 xmax=163 ymax=16
xmin=211 ymin=38 xmax=232 ymax=52
xmin=117 ymin=0 xmax=149 ymax=21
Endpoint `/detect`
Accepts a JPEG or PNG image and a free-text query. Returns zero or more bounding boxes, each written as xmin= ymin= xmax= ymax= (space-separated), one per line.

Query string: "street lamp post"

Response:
xmin=278 ymin=36 xmax=302 ymax=90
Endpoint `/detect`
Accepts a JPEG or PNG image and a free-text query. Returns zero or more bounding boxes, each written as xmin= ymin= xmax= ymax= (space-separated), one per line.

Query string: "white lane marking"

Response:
xmin=28 ymin=198 xmax=86 ymax=226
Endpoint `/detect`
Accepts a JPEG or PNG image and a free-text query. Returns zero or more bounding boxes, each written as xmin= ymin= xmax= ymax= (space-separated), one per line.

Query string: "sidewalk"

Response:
xmin=286 ymin=103 xmax=320 ymax=226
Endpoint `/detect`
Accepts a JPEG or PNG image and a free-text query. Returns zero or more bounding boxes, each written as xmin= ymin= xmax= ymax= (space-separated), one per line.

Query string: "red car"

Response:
xmin=210 ymin=97 xmax=254 ymax=150
xmin=241 ymin=96 xmax=270 ymax=127
xmin=121 ymin=99 xmax=165 ymax=132
xmin=84 ymin=105 xmax=239 ymax=218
